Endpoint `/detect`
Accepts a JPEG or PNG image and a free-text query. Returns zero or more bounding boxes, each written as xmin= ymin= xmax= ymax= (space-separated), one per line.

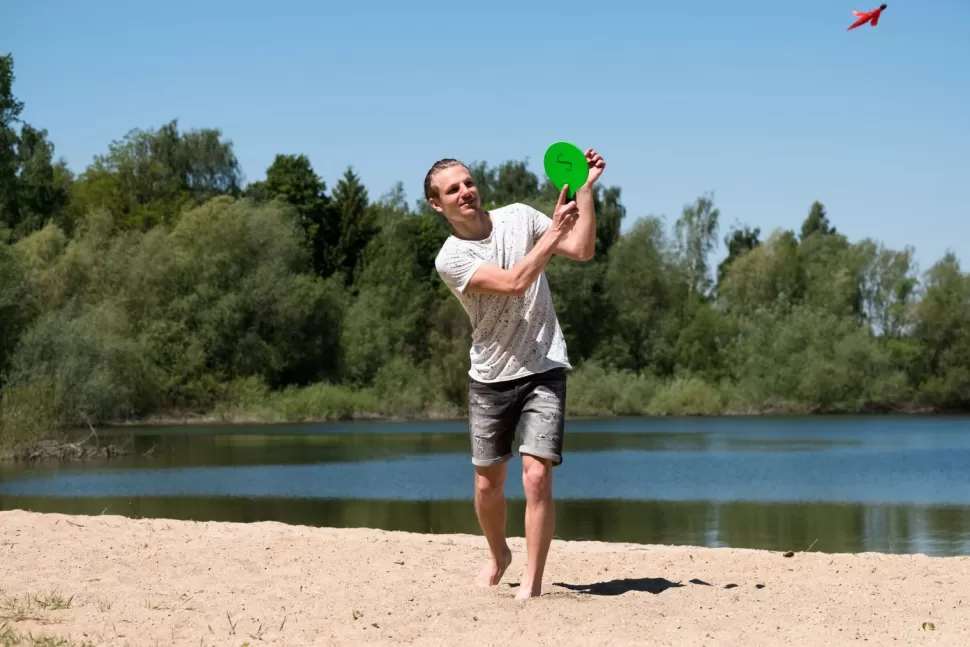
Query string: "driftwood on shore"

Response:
xmin=2 ymin=424 xmax=138 ymax=463
xmin=8 ymin=438 xmax=131 ymax=462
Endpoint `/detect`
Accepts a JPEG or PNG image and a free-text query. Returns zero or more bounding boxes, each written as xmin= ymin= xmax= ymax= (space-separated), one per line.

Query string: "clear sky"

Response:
xmin=5 ymin=0 xmax=969 ymax=274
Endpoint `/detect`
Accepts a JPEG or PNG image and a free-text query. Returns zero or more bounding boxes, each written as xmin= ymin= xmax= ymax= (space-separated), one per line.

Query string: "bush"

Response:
xmin=1 ymin=303 xmax=163 ymax=440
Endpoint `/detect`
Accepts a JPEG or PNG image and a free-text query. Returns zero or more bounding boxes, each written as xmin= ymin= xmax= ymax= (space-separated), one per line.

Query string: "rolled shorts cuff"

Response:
xmin=518 ymin=445 xmax=562 ymax=466
xmin=472 ymin=452 xmax=514 ymax=467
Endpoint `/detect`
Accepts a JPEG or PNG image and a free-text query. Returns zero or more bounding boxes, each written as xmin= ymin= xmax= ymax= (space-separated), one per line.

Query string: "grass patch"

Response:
xmin=0 ymin=589 xmax=73 ymax=623
xmin=0 ymin=589 xmax=87 ymax=647
xmin=565 ymin=361 xmax=658 ymax=416
xmin=646 ymin=376 xmax=727 ymax=416
xmin=0 ymin=624 xmax=93 ymax=647
xmin=208 ymin=373 xmax=460 ymax=424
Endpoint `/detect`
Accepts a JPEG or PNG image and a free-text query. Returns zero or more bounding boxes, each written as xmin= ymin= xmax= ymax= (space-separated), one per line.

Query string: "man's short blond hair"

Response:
xmin=423 ymin=158 xmax=467 ymax=201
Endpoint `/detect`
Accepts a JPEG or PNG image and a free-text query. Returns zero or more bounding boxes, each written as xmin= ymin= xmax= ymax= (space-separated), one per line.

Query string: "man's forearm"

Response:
xmin=463 ymin=227 xmax=566 ymax=296
xmin=560 ymin=185 xmax=596 ymax=260
xmin=509 ymin=229 xmax=562 ymax=293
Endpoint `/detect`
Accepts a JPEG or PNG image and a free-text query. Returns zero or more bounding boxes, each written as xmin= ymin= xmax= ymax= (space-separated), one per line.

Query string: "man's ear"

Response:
xmin=428 ymin=198 xmax=444 ymax=214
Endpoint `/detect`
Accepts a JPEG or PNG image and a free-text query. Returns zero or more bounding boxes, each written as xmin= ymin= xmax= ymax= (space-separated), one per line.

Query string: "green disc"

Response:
xmin=543 ymin=142 xmax=588 ymax=200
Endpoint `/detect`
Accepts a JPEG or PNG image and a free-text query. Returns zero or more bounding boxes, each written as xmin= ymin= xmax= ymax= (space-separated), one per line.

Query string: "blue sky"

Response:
xmin=5 ymin=0 xmax=969 ymax=275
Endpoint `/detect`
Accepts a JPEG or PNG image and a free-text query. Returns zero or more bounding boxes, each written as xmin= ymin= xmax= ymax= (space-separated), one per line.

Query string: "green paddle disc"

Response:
xmin=543 ymin=142 xmax=588 ymax=200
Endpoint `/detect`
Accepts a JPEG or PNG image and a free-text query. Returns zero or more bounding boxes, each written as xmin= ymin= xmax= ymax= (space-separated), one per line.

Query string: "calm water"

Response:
xmin=2 ymin=416 xmax=970 ymax=556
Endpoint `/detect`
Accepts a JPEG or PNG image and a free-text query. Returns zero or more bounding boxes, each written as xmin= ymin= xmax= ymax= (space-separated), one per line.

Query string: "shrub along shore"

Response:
xmin=0 ymin=368 xmax=943 ymax=463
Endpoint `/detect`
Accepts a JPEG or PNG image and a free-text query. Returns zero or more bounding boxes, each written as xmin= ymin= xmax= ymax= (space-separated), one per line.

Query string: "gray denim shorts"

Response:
xmin=467 ymin=368 xmax=567 ymax=467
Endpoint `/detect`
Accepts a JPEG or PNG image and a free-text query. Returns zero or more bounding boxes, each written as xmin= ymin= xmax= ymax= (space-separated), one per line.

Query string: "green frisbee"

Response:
xmin=543 ymin=141 xmax=588 ymax=200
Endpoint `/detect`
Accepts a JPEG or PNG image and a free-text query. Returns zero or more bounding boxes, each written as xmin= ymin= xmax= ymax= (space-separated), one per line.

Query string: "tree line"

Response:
xmin=2 ymin=53 xmax=968 ymax=448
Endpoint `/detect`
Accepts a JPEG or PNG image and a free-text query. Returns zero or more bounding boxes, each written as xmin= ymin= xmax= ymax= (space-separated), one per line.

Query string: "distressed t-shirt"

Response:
xmin=434 ymin=202 xmax=571 ymax=384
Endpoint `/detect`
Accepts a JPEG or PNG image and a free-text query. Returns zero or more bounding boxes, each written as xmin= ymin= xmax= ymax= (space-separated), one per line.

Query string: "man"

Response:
xmin=425 ymin=149 xmax=605 ymax=600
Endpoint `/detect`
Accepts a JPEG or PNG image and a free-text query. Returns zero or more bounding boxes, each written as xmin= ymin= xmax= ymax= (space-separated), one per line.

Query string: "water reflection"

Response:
xmin=9 ymin=415 xmax=970 ymax=474
xmin=2 ymin=495 xmax=969 ymax=557
xmin=3 ymin=448 xmax=968 ymax=505
xmin=4 ymin=416 xmax=970 ymax=557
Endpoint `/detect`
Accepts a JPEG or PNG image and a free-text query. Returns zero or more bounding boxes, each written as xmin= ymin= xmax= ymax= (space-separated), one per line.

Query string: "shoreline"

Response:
xmin=0 ymin=405 xmax=960 ymax=463
xmin=105 ymin=403 xmax=947 ymax=427
xmin=2 ymin=509 xmax=967 ymax=646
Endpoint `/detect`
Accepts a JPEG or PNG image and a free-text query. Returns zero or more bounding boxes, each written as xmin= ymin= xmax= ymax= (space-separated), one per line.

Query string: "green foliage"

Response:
xmin=0 ymin=240 xmax=34 ymax=387
xmin=565 ymin=361 xmax=658 ymax=416
xmin=910 ymin=253 xmax=970 ymax=410
xmin=0 ymin=54 xmax=25 ymax=235
xmin=0 ymin=55 xmax=71 ymax=241
xmin=330 ymin=167 xmax=378 ymax=285
xmin=726 ymin=304 xmax=910 ymax=412
xmin=2 ymin=51 xmax=969 ymax=450
xmin=213 ymin=377 xmax=382 ymax=423
xmin=2 ymin=303 xmax=162 ymax=432
xmin=674 ymin=192 xmax=720 ymax=299
xmin=801 ymin=200 xmax=836 ymax=238
xmin=647 ymin=376 xmax=728 ymax=416
xmin=1 ymin=196 xmax=350 ymax=444
xmin=68 ymin=119 xmax=241 ymax=231
xmin=716 ymin=223 xmax=761 ymax=288
xmin=247 ymin=153 xmax=335 ymax=278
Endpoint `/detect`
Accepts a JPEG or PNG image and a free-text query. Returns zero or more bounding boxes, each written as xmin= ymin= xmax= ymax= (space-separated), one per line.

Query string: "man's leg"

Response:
xmin=468 ymin=377 xmax=519 ymax=587
xmin=515 ymin=369 xmax=567 ymax=599
xmin=518 ymin=454 xmax=555 ymax=599
xmin=474 ymin=463 xmax=512 ymax=587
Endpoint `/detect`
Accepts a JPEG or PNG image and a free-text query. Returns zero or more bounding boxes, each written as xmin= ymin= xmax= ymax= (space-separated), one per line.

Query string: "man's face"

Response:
xmin=430 ymin=165 xmax=480 ymax=219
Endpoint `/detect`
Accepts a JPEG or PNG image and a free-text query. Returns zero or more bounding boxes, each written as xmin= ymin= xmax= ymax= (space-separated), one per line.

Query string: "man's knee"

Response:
xmin=518 ymin=370 xmax=567 ymax=467
xmin=521 ymin=457 xmax=553 ymax=500
xmin=475 ymin=464 xmax=506 ymax=499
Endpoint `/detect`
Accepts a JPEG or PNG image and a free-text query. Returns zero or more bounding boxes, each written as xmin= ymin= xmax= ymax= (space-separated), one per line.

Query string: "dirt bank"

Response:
xmin=0 ymin=510 xmax=967 ymax=645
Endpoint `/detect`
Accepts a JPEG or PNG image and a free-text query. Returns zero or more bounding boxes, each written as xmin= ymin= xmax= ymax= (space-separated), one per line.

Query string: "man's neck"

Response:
xmin=450 ymin=208 xmax=492 ymax=242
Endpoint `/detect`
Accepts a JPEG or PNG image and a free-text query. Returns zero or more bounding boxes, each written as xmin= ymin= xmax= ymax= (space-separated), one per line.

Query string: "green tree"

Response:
xmin=247 ymin=153 xmax=334 ymax=277
xmin=0 ymin=54 xmax=23 ymax=237
xmin=69 ymin=119 xmax=241 ymax=230
xmin=0 ymin=241 xmax=33 ymax=386
xmin=716 ymin=223 xmax=761 ymax=289
xmin=0 ymin=55 xmax=71 ymax=241
xmin=674 ymin=192 xmax=720 ymax=300
xmin=718 ymin=229 xmax=803 ymax=314
xmin=855 ymin=239 xmax=918 ymax=338
xmin=330 ymin=167 xmax=377 ymax=286
xmin=12 ymin=124 xmax=71 ymax=237
xmin=490 ymin=160 xmax=539 ymax=206
xmin=602 ymin=217 xmax=680 ymax=373
xmin=800 ymin=200 xmax=836 ymax=239
xmin=797 ymin=228 xmax=864 ymax=317
xmin=910 ymin=253 xmax=970 ymax=409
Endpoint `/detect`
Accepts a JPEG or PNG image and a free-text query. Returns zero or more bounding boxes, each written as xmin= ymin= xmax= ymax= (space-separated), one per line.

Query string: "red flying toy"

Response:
xmin=847 ymin=4 xmax=887 ymax=30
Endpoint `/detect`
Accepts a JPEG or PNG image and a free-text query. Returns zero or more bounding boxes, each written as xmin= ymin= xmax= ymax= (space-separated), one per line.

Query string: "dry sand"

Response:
xmin=1 ymin=509 xmax=968 ymax=646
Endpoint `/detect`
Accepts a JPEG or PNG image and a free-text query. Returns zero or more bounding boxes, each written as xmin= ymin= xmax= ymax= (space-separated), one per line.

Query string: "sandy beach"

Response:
xmin=1 ymin=510 xmax=967 ymax=646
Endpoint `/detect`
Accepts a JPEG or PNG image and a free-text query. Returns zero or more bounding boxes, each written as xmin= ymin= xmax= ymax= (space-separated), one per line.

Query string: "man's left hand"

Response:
xmin=583 ymin=148 xmax=606 ymax=186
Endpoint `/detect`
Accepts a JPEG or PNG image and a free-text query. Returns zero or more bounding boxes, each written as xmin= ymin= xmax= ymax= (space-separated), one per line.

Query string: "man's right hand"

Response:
xmin=548 ymin=185 xmax=579 ymax=239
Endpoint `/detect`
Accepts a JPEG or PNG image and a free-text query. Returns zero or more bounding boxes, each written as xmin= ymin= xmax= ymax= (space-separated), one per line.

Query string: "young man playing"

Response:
xmin=425 ymin=149 xmax=605 ymax=600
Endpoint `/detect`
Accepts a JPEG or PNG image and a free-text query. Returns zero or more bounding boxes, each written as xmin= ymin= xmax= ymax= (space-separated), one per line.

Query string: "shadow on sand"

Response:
xmin=551 ymin=577 xmax=686 ymax=596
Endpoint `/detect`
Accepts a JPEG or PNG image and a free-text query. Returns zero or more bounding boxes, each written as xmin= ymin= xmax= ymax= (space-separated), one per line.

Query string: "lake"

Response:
xmin=2 ymin=415 xmax=970 ymax=556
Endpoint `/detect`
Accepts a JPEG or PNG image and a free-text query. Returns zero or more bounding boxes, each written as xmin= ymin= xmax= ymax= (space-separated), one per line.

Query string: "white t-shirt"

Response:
xmin=434 ymin=202 xmax=571 ymax=384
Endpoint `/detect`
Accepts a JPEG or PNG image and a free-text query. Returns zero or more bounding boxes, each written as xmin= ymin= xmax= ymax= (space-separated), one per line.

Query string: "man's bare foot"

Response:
xmin=475 ymin=547 xmax=512 ymax=588
xmin=514 ymin=580 xmax=541 ymax=600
